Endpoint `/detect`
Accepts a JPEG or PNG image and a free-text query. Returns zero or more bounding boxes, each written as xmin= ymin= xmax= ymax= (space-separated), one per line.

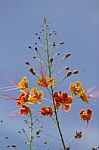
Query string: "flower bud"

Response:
xmin=29 ymin=67 xmax=35 ymax=75
xmin=28 ymin=46 xmax=32 ymax=49
xmin=65 ymin=53 xmax=71 ymax=59
xmin=73 ymin=70 xmax=79 ymax=74
xmin=65 ymin=67 xmax=69 ymax=70
xmin=60 ymin=42 xmax=64 ymax=45
xmin=66 ymin=71 xmax=72 ymax=77
xmin=25 ymin=61 xmax=30 ymax=65
xmin=35 ymin=47 xmax=38 ymax=51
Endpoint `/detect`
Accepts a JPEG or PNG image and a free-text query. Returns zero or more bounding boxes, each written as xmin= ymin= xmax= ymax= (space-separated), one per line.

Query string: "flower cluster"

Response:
xmin=1 ymin=19 xmax=97 ymax=150
xmin=17 ymin=77 xmax=44 ymax=115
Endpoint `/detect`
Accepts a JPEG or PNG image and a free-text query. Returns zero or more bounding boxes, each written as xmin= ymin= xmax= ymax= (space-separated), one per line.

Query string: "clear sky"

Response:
xmin=0 ymin=0 xmax=99 ymax=150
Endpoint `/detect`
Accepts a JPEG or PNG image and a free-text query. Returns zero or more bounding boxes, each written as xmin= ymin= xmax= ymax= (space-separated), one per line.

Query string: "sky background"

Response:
xmin=0 ymin=0 xmax=99 ymax=150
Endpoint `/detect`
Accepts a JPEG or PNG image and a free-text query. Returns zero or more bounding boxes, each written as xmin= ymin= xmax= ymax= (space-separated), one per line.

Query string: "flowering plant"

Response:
xmin=0 ymin=18 xmax=98 ymax=150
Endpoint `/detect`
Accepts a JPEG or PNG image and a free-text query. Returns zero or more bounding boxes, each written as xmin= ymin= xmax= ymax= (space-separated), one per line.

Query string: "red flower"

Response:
xmin=80 ymin=108 xmax=92 ymax=127
xmin=40 ymin=106 xmax=53 ymax=116
xmin=53 ymin=91 xmax=72 ymax=112
xmin=19 ymin=105 xmax=30 ymax=115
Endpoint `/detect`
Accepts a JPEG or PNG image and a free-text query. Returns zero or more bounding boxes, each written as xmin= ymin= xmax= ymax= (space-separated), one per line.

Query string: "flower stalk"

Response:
xmin=29 ymin=109 xmax=33 ymax=150
xmin=44 ymin=18 xmax=66 ymax=150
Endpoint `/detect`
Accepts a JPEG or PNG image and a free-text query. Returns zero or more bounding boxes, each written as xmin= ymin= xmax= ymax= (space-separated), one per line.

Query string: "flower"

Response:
xmin=63 ymin=104 xmax=71 ymax=112
xmin=40 ymin=106 xmax=53 ymax=116
xmin=80 ymin=108 xmax=92 ymax=126
xmin=37 ymin=76 xmax=55 ymax=87
xmin=80 ymin=90 xmax=89 ymax=103
xmin=53 ymin=91 xmax=72 ymax=112
xmin=70 ymin=81 xmax=82 ymax=96
xmin=18 ymin=76 xmax=29 ymax=90
xmin=19 ymin=105 xmax=30 ymax=115
xmin=53 ymin=91 xmax=72 ymax=104
xmin=28 ymin=88 xmax=44 ymax=104
xmin=70 ymin=81 xmax=89 ymax=103
xmin=74 ymin=131 xmax=82 ymax=139
xmin=16 ymin=91 xmax=30 ymax=106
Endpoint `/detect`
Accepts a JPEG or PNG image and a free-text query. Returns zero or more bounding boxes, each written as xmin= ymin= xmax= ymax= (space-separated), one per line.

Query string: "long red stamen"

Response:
xmin=5 ymin=77 xmax=18 ymax=86
xmin=0 ymin=94 xmax=18 ymax=101
xmin=0 ymin=86 xmax=17 ymax=91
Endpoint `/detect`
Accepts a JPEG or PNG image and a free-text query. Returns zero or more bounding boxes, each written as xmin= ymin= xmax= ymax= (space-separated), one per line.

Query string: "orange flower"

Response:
xmin=70 ymin=81 xmax=89 ymax=103
xmin=37 ymin=76 xmax=55 ymax=87
xmin=28 ymin=88 xmax=44 ymax=104
xmin=40 ymin=106 xmax=53 ymax=116
xmin=19 ymin=105 xmax=30 ymax=115
xmin=17 ymin=95 xmax=26 ymax=106
xmin=80 ymin=108 xmax=92 ymax=126
xmin=70 ymin=81 xmax=82 ymax=96
xmin=63 ymin=104 xmax=71 ymax=112
xmin=18 ymin=76 xmax=29 ymax=90
xmin=16 ymin=91 xmax=30 ymax=106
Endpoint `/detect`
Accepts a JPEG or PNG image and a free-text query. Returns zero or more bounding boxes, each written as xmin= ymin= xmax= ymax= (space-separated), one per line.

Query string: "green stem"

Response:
xmin=44 ymin=18 xmax=66 ymax=150
xmin=29 ymin=109 xmax=33 ymax=150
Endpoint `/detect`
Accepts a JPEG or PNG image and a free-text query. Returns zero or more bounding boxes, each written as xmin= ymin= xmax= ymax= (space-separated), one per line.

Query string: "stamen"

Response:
xmin=53 ymin=67 xmax=66 ymax=76
xmin=0 ymin=86 xmax=17 ymax=90
xmin=0 ymin=87 xmax=19 ymax=91
xmin=43 ymin=97 xmax=52 ymax=103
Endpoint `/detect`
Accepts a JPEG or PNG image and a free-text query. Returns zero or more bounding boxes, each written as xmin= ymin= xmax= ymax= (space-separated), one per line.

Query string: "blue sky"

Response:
xmin=0 ymin=0 xmax=99 ymax=150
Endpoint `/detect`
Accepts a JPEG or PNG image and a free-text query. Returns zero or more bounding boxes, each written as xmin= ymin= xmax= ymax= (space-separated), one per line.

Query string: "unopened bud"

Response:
xmin=50 ymin=58 xmax=53 ymax=63
xmin=66 ymin=71 xmax=72 ymax=77
xmin=57 ymin=53 xmax=60 ymax=55
xmin=35 ymin=47 xmax=38 ymax=51
xmin=49 ymin=33 xmax=52 ymax=36
xmin=60 ymin=42 xmax=64 ymax=45
xmin=29 ymin=67 xmax=35 ymax=75
xmin=64 ymin=53 xmax=71 ymax=59
xmin=65 ymin=67 xmax=69 ymax=70
xmin=38 ymin=36 xmax=40 ymax=40
xmin=35 ymin=33 xmax=38 ymax=35
xmin=73 ymin=70 xmax=79 ymax=74
xmin=28 ymin=46 xmax=32 ymax=49
xmin=25 ymin=61 xmax=30 ymax=65
xmin=53 ymin=42 xmax=56 ymax=47
xmin=11 ymin=145 xmax=16 ymax=148
xmin=33 ymin=56 xmax=36 ymax=59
